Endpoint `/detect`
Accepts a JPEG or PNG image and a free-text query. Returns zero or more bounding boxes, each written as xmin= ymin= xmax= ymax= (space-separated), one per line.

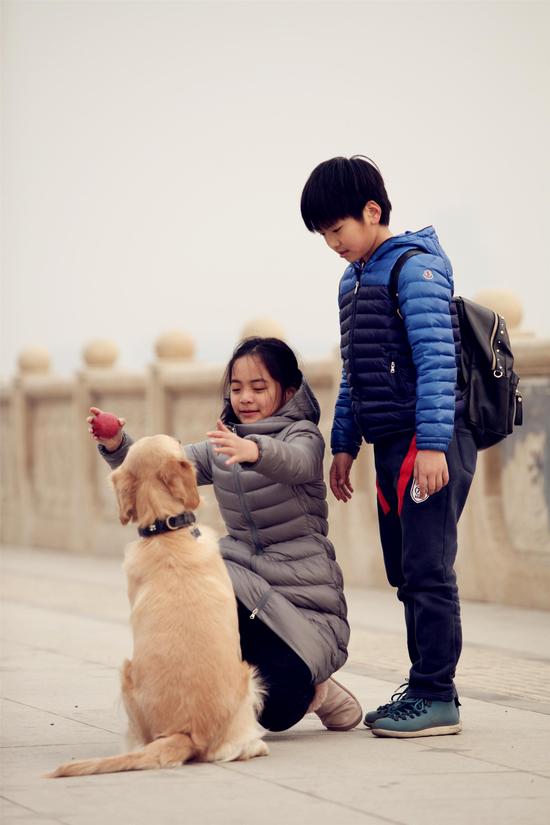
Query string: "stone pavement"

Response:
xmin=1 ymin=544 xmax=549 ymax=825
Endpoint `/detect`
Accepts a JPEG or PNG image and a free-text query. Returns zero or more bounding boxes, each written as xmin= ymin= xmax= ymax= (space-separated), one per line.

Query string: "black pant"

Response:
xmin=374 ymin=426 xmax=477 ymax=701
xmin=236 ymin=600 xmax=315 ymax=731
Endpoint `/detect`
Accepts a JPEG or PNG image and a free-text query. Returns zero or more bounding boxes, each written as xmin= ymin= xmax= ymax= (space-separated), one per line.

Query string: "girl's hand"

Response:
xmin=87 ymin=407 xmax=126 ymax=452
xmin=414 ymin=450 xmax=449 ymax=497
xmin=207 ymin=419 xmax=259 ymax=466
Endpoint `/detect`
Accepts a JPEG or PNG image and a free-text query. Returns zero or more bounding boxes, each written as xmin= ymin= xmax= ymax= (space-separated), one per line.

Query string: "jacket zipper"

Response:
xmin=390 ymin=360 xmax=396 ymax=374
xmin=232 ymin=463 xmax=263 ymax=553
xmin=348 ymin=267 xmax=362 ymax=387
xmin=249 ymin=589 xmax=272 ymax=619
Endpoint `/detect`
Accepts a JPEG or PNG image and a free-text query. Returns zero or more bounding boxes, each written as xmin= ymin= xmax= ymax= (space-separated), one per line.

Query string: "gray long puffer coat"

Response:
xmin=100 ymin=380 xmax=349 ymax=684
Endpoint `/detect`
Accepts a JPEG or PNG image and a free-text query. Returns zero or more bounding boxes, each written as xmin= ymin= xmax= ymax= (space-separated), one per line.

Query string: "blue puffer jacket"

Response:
xmin=332 ymin=226 xmax=462 ymax=455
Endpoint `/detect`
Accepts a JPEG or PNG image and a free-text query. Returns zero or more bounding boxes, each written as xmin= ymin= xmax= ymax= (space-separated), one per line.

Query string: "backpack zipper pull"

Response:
xmin=390 ymin=361 xmax=396 ymax=374
xmin=514 ymin=390 xmax=523 ymax=426
xmin=249 ymin=608 xmax=258 ymax=619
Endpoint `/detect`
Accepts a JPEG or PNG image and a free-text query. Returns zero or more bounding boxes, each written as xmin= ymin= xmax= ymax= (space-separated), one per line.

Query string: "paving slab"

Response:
xmin=1 ymin=545 xmax=549 ymax=825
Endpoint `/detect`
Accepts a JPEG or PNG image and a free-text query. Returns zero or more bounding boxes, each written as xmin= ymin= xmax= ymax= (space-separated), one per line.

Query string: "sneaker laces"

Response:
xmin=374 ymin=681 xmax=409 ymax=715
xmin=386 ymin=697 xmax=432 ymax=721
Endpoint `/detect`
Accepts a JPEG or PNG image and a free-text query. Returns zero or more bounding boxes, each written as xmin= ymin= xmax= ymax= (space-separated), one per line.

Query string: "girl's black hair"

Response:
xmin=221 ymin=337 xmax=302 ymax=423
xmin=300 ymin=154 xmax=392 ymax=231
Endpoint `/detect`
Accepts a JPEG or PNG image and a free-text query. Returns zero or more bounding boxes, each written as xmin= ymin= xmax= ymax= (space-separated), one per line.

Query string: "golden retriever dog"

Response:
xmin=50 ymin=435 xmax=268 ymax=777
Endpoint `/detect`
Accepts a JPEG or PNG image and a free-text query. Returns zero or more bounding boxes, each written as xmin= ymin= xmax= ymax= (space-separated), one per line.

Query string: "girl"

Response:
xmin=90 ymin=337 xmax=362 ymax=732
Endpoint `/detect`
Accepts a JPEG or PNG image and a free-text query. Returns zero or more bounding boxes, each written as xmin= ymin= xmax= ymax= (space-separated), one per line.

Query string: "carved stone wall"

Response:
xmin=1 ymin=310 xmax=549 ymax=609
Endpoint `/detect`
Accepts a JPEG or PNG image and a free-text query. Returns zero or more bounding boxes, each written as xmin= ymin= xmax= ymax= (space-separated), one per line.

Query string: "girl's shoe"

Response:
xmin=370 ymin=698 xmax=461 ymax=738
xmin=314 ymin=677 xmax=363 ymax=731
xmin=363 ymin=682 xmax=409 ymax=727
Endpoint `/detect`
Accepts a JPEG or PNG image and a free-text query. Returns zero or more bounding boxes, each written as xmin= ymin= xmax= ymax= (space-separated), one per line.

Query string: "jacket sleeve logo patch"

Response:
xmin=423 ymin=269 xmax=434 ymax=280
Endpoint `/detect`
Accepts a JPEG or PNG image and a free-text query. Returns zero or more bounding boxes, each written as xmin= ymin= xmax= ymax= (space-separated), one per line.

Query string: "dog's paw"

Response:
xmin=239 ymin=738 xmax=269 ymax=760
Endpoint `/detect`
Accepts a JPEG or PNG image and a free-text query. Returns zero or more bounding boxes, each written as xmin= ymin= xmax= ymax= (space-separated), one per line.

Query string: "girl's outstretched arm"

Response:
xmin=183 ymin=440 xmax=213 ymax=485
xmin=211 ymin=421 xmax=324 ymax=485
xmin=249 ymin=426 xmax=324 ymax=484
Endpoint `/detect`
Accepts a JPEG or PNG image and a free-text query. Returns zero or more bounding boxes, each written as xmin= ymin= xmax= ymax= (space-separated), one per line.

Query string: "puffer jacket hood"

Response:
xmin=350 ymin=226 xmax=453 ymax=287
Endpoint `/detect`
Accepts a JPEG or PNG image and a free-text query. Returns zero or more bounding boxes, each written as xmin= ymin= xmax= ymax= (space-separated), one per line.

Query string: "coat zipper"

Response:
xmin=249 ymin=589 xmax=272 ymax=619
xmin=232 ymin=463 xmax=263 ymax=553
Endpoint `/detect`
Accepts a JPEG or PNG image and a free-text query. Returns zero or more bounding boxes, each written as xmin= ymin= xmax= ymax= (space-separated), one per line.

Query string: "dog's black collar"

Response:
xmin=138 ymin=511 xmax=201 ymax=539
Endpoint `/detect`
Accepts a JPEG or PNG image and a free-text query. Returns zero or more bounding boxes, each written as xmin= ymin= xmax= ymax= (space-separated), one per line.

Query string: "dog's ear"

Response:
xmin=158 ymin=458 xmax=201 ymax=511
xmin=110 ymin=467 xmax=137 ymax=525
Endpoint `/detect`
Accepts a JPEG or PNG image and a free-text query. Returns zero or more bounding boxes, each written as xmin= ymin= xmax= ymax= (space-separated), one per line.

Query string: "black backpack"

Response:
xmin=390 ymin=249 xmax=523 ymax=450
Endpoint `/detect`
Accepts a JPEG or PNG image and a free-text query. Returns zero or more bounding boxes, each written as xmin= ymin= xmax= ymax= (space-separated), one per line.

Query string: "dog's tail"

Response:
xmin=47 ymin=733 xmax=195 ymax=778
xmin=247 ymin=664 xmax=267 ymax=719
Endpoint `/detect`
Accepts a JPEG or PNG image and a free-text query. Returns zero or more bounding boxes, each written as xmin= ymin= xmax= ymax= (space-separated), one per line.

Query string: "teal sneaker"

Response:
xmin=370 ymin=698 xmax=461 ymax=738
xmin=363 ymin=682 xmax=409 ymax=727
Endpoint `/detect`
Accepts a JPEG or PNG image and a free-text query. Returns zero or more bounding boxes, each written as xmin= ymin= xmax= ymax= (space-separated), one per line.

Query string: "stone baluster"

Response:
xmin=148 ymin=331 xmax=196 ymax=434
xmin=74 ymin=340 xmax=120 ymax=552
xmin=11 ymin=348 xmax=52 ymax=545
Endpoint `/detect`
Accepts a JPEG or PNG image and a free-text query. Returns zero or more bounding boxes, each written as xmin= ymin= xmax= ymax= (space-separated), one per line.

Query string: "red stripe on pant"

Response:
xmin=396 ymin=435 xmax=418 ymax=515
xmin=376 ymin=480 xmax=391 ymax=515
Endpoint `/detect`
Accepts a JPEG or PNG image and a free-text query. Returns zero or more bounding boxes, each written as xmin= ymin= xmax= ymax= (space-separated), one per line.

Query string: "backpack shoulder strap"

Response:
xmin=389 ymin=248 xmax=425 ymax=317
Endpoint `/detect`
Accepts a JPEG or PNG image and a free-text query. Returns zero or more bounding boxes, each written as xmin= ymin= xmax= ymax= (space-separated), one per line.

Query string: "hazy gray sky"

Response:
xmin=2 ymin=0 xmax=549 ymax=378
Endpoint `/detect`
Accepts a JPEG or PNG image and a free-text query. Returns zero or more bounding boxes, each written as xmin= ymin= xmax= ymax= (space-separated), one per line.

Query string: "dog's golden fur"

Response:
xmin=50 ymin=435 xmax=267 ymax=777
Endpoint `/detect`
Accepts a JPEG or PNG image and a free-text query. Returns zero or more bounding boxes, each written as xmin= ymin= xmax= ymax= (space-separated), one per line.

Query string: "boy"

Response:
xmin=300 ymin=155 xmax=477 ymax=737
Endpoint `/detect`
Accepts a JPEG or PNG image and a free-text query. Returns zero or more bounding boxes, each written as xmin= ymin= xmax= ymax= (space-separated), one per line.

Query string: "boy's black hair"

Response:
xmin=221 ymin=337 xmax=303 ymax=423
xmin=300 ymin=155 xmax=392 ymax=231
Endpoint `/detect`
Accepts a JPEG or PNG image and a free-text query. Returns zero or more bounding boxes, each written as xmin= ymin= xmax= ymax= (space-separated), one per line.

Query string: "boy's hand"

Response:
xmin=330 ymin=453 xmax=355 ymax=502
xmin=207 ymin=419 xmax=259 ymax=466
xmin=414 ymin=450 xmax=449 ymax=497
xmin=87 ymin=407 xmax=125 ymax=452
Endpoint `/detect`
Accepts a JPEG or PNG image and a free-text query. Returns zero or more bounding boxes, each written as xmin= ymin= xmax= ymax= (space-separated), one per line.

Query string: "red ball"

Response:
xmin=92 ymin=412 xmax=120 ymax=439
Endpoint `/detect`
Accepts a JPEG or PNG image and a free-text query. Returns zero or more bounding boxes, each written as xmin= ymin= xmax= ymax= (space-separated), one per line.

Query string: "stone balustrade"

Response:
xmin=1 ymin=303 xmax=549 ymax=609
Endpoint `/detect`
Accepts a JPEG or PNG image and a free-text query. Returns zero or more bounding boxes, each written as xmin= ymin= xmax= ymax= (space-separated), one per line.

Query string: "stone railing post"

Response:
xmin=74 ymin=340 xmax=120 ymax=553
xmin=77 ymin=339 xmax=149 ymax=555
xmin=9 ymin=347 xmax=83 ymax=551
xmin=148 ymin=331 xmax=227 ymax=535
xmin=2 ymin=348 xmax=51 ymax=545
xmin=318 ymin=346 xmax=381 ymax=587
xmin=15 ymin=348 xmax=53 ymax=546
xmin=148 ymin=331 xmax=196 ymax=434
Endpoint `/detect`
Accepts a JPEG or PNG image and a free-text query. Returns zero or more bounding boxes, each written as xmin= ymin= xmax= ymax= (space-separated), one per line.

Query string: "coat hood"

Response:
xmin=352 ymin=225 xmax=453 ymax=283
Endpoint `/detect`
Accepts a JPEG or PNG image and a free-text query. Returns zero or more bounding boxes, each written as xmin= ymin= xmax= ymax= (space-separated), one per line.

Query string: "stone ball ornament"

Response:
xmin=18 ymin=346 xmax=51 ymax=374
xmin=155 ymin=331 xmax=195 ymax=361
xmin=239 ymin=318 xmax=286 ymax=342
xmin=82 ymin=340 xmax=119 ymax=369
xmin=473 ymin=290 xmax=522 ymax=330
